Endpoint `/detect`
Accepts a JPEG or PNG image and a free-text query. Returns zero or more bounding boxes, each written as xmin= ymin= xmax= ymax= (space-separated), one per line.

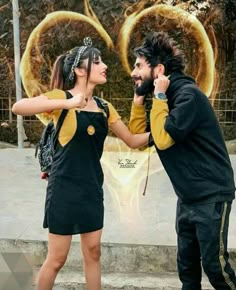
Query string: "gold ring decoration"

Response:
xmin=118 ymin=4 xmax=215 ymax=97
xmin=21 ymin=1 xmax=216 ymax=127
xmin=20 ymin=10 xmax=114 ymax=125
xmin=87 ymin=125 xmax=95 ymax=135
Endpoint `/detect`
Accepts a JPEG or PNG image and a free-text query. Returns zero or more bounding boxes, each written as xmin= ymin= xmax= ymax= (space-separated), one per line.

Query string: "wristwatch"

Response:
xmin=154 ymin=92 xmax=167 ymax=100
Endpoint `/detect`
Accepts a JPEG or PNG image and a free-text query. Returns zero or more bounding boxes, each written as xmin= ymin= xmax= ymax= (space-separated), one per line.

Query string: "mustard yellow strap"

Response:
xmin=129 ymin=102 xmax=146 ymax=134
xmin=150 ymin=99 xmax=175 ymax=150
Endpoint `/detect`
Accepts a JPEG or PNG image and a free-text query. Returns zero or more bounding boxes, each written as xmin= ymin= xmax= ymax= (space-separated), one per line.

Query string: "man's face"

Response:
xmin=131 ymin=56 xmax=154 ymax=96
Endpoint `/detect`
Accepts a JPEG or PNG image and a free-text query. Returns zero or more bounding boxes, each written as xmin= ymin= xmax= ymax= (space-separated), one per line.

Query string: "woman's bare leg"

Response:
xmin=80 ymin=229 xmax=102 ymax=290
xmin=36 ymin=233 xmax=72 ymax=290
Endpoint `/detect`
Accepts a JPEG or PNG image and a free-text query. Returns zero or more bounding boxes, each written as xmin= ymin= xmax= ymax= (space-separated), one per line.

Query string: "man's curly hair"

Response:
xmin=133 ymin=31 xmax=185 ymax=75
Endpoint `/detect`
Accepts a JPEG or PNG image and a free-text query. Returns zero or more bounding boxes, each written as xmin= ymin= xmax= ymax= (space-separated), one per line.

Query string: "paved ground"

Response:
xmin=0 ymin=139 xmax=235 ymax=249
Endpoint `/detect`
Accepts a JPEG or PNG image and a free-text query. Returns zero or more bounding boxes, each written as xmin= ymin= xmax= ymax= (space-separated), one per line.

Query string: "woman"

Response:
xmin=12 ymin=37 xmax=149 ymax=290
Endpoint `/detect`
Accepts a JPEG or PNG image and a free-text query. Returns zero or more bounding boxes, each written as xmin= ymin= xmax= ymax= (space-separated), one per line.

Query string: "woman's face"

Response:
xmin=84 ymin=56 xmax=108 ymax=85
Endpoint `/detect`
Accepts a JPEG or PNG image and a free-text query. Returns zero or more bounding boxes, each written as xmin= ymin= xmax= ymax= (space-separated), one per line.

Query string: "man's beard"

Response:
xmin=135 ymin=78 xmax=154 ymax=96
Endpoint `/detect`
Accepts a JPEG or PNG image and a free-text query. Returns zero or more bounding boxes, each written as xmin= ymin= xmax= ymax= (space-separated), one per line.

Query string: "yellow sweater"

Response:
xmin=129 ymin=99 xmax=175 ymax=150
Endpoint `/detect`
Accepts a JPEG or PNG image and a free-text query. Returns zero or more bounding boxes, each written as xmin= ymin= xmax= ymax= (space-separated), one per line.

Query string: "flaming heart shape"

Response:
xmin=20 ymin=0 xmax=216 ymax=125
xmin=20 ymin=0 xmax=216 ymax=219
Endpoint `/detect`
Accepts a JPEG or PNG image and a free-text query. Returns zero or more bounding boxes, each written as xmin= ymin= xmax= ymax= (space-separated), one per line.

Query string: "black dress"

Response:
xmin=43 ymin=98 xmax=108 ymax=235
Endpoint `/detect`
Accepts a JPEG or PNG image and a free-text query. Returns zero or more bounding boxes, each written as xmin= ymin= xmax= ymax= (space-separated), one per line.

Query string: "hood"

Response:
xmin=166 ymin=71 xmax=196 ymax=101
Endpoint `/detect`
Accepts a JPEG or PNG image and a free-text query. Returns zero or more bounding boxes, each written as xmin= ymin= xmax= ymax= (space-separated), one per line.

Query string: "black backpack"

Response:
xmin=35 ymin=94 xmax=109 ymax=175
xmin=35 ymin=108 xmax=69 ymax=174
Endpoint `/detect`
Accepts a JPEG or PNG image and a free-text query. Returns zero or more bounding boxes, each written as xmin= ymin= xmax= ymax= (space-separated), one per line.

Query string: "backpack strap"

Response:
xmin=93 ymin=96 xmax=110 ymax=119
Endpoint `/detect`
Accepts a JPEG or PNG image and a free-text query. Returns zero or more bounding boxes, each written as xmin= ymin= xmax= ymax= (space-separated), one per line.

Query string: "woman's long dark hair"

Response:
xmin=50 ymin=46 xmax=101 ymax=90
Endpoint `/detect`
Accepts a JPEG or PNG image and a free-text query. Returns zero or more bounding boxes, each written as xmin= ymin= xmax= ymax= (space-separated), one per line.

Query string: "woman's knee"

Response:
xmin=45 ymin=254 xmax=68 ymax=272
xmin=83 ymin=244 xmax=101 ymax=263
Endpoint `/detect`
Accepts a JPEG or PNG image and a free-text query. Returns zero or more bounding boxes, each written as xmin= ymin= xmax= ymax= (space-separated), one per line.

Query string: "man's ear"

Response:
xmin=153 ymin=64 xmax=165 ymax=78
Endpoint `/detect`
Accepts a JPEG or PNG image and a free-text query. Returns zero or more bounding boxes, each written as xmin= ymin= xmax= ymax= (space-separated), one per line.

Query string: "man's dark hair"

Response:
xmin=133 ymin=31 xmax=185 ymax=75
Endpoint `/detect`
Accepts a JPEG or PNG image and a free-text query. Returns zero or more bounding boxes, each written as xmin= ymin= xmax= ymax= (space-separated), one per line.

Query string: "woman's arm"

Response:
xmin=110 ymin=119 xmax=149 ymax=149
xmin=12 ymin=95 xmax=67 ymax=116
xmin=12 ymin=92 xmax=87 ymax=116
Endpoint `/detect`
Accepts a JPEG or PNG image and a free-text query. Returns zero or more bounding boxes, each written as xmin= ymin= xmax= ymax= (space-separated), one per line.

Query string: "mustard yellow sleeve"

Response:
xmin=41 ymin=89 xmax=66 ymax=121
xmin=129 ymin=102 xmax=146 ymax=134
xmin=150 ymin=99 xmax=175 ymax=150
xmin=107 ymin=102 xmax=121 ymax=126
xmin=42 ymin=89 xmax=76 ymax=146
xmin=43 ymin=88 xmax=66 ymax=100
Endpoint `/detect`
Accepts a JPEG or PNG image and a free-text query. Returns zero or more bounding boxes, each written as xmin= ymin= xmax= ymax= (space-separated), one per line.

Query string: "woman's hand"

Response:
xmin=65 ymin=93 xmax=88 ymax=109
xmin=110 ymin=119 xmax=149 ymax=149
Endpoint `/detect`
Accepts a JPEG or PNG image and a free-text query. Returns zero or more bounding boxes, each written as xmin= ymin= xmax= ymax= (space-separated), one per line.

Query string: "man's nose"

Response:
xmin=131 ymin=69 xmax=136 ymax=77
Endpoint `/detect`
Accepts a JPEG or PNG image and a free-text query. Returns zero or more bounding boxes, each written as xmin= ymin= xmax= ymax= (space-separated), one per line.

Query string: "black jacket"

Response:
xmin=156 ymin=71 xmax=235 ymax=204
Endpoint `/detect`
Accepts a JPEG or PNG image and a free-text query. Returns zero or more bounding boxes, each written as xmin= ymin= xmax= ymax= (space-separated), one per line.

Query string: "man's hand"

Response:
xmin=153 ymin=70 xmax=170 ymax=95
xmin=153 ymin=75 xmax=170 ymax=95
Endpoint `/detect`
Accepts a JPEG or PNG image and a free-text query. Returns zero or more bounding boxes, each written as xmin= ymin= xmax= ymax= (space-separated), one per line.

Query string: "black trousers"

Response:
xmin=176 ymin=200 xmax=236 ymax=290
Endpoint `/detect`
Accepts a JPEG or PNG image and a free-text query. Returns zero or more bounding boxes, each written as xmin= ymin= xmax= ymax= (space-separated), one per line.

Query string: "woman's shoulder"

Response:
xmin=43 ymin=89 xmax=66 ymax=100
xmin=98 ymin=98 xmax=121 ymax=125
xmin=40 ymin=89 xmax=68 ymax=121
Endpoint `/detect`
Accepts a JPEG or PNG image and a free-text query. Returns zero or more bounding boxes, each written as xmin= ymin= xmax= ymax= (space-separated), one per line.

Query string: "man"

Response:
xmin=129 ymin=31 xmax=236 ymax=290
